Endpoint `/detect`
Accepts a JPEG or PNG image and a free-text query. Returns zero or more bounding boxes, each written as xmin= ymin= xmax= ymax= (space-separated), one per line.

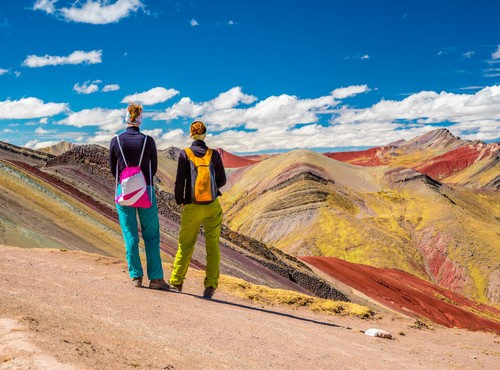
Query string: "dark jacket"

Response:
xmin=109 ymin=126 xmax=158 ymax=185
xmin=175 ymin=140 xmax=226 ymax=205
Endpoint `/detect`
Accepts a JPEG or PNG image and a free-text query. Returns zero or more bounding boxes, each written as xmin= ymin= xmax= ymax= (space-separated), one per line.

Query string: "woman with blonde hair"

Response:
xmin=170 ymin=121 xmax=226 ymax=299
xmin=109 ymin=104 xmax=170 ymax=290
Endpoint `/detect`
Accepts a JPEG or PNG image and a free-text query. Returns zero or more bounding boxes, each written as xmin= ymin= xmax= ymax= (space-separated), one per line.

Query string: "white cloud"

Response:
xmin=333 ymin=86 xmax=500 ymax=126
xmin=361 ymin=54 xmax=370 ymax=60
xmin=14 ymin=71 xmax=21 ymax=77
xmin=34 ymin=0 xmax=145 ymax=24
xmin=58 ymin=108 xmax=124 ymax=131
xmin=228 ymin=20 xmax=235 ymax=25
xmin=86 ymin=132 xmax=116 ymax=144
xmin=0 ymin=97 xmax=68 ymax=119
xmin=35 ymin=126 xmax=50 ymax=134
xmin=73 ymin=80 xmax=101 ymax=94
xmin=3 ymin=129 xmax=13 ymax=133
xmin=102 ymin=84 xmax=120 ymax=92
xmin=33 ymin=0 xmax=58 ymax=14
xmin=0 ymin=68 xmax=9 ymax=75
xmin=152 ymin=85 xmax=500 ymax=152
xmin=190 ymin=19 xmax=199 ymax=26
xmin=142 ymin=128 xmax=163 ymax=138
xmin=154 ymin=86 xmax=257 ymax=124
xmin=332 ymin=85 xmax=370 ymax=99
xmin=492 ymin=45 xmax=500 ymax=59
xmin=122 ymin=87 xmax=179 ymax=106
xmin=39 ymin=117 xmax=48 ymax=124
xmin=23 ymin=50 xmax=102 ymax=68
xmin=463 ymin=51 xmax=475 ymax=58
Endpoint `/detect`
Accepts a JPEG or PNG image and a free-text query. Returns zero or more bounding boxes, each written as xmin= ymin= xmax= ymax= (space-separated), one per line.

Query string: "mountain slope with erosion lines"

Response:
xmin=221 ymin=148 xmax=500 ymax=303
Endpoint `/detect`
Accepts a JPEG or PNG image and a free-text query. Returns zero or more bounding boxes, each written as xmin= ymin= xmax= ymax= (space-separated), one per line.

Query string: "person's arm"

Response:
xmin=149 ymin=137 xmax=158 ymax=177
xmin=174 ymin=151 xmax=188 ymax=205
xmin=109 ymin=137 xmax=117 ymax=177
xmin=214 ymin=151 xmax=227 ymax=189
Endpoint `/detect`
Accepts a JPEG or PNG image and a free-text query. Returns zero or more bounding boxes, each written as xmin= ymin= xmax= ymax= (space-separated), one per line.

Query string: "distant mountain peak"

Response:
xmin=39 ymin=141 xmax=78 ymax=156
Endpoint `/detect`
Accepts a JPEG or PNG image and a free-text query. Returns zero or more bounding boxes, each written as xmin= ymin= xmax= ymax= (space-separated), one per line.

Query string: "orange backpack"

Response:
xmin=185 ymin=148 xmax=218 ymax=204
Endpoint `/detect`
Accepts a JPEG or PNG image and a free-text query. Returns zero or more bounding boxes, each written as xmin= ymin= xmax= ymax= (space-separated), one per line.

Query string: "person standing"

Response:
xmin=170 ymin=121 xmax=226 ymax=299
xmin=109 ymin=104 xmax=170 ymax=290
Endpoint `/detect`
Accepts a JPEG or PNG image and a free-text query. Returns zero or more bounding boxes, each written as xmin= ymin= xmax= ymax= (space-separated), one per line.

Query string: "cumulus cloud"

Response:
xmin=361 ymin=54 xmax=370 ymax=60
xmin=35 ymin=126 xmax=50 ymax=134
xmin=492 ymin=45 xmax=500 ymax=59
xmin=23 ymin=50 xmax=102 ymax=68
xmin=150 ymin=85 xmax=500 ymax=153
xmin=58 ymin=108 xmax=124 ymax=131
xmin=153 ymin=86 xmax=257 ymax=125
xmin=33 ymin=0 xmax=57 ymax=14
xmin=122 ymin=87 xmax=179 ymax=106
xmin=73 ymin=80 xmax=101 ymax=94
xmin=0 ymin=68 xmax=9 ymax=75
xmin=333 ymin=86 xmax=500 ymax=126
xmin=332 ymin=85 xmax=370 ymax=99
xmin=34 ymin=0 xmax=144 ymax=24
xmin=102 ymin=84 xmax=120 ymax=92
xmin=0 ymin=97 xmax=68 ymax=119
xmin=190 ymin=19 xmax=199 ymax=26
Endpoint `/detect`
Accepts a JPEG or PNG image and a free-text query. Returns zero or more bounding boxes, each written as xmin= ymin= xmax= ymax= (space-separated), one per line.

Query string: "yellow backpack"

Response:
xmin=185 ymin=148 xmax=218 ymax=204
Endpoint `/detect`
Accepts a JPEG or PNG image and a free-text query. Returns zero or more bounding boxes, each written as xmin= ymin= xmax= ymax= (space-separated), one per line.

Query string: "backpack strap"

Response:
xmin=116 ymin=135 xmax=128 ymax=167
xmin=185 ymin=148 xmax=212 ymax=166
xmin=138 ymin=135 xmax=148 ymax=166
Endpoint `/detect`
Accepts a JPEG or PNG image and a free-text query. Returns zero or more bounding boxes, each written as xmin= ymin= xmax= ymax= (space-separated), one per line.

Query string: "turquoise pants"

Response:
xmin=170 ymin=198 xmax=222 ymax=289
xmin=116 ymin=185 xmax=164 ymax=280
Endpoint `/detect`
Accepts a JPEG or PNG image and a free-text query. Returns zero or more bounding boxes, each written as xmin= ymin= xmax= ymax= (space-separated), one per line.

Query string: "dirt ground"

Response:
xmin=1 ymin=245 xmax=499 ymax=370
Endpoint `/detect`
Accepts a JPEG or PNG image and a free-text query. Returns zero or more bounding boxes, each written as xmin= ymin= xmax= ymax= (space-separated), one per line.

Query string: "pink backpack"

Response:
xmin=115 ymin=135 xmax=153 ymax=208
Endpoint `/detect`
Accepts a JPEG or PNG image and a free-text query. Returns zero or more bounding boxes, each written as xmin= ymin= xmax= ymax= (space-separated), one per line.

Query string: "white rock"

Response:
xmin=364 ymin=328 xmax=393 ymax=339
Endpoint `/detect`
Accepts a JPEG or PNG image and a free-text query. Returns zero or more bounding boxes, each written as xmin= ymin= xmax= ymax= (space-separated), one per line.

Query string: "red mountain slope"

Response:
xmin=415 ymin=142 xmax=499 ymax=180
xmin=324 ymin=147 xmax=387 ymax=166
xmin=301 ymin=256 xmax=500 ymax=332
xmin=215 ymin=148 xmax=258 ymax=168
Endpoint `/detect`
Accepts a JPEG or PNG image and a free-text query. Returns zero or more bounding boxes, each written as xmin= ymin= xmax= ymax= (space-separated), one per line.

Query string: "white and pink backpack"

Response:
xmin=115 ymin=135 xmax=153 ymax=208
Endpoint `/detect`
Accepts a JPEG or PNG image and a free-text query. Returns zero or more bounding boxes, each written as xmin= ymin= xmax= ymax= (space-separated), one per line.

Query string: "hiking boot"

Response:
xmin=170 ymin=283 xmax=183 ymax=292
xmin=149 ymin=279 xmax=170 ymax=291
xmin=131 ymin=277 xmax=143 ymax=287
xmin=202 ymin=286 xmax=216 ymax=299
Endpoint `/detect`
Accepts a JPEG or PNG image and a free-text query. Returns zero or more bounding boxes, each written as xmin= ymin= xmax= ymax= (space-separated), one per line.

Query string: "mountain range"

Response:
xmin=0 ymin=129 xmax=499 ymax=331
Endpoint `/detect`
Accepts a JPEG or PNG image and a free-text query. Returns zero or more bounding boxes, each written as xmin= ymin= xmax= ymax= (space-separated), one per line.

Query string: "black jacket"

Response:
xmin=175 ymin=140 xmax=226 ymax=205
xmin=109 ymin=126 xmax=158 ymax=185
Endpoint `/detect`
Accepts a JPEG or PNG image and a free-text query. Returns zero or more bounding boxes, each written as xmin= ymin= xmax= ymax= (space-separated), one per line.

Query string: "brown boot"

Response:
xmin=149 ymin=279 xmax=170 ymax=291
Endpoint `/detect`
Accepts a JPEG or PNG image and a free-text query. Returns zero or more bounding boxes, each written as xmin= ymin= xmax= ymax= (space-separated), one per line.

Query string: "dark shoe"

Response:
xmin=170 ymin=283 xmax=183 ymax=292
xmin=202 ymin=286 xmax=216 ymax=299
xmin=131 ymin=277 xmax=143 ymax=288
xmin=149 ymin=279 xmax=170 ymax=291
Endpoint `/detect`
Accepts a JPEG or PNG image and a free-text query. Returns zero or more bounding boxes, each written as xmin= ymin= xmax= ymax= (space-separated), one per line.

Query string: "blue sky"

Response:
xmin=0 ymin=0 xmax=499 ymax=153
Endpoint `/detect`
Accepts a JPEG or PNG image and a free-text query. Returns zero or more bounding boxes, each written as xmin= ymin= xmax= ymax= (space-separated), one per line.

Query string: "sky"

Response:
xmin=0 ymin=0 xmax=499 ymax=154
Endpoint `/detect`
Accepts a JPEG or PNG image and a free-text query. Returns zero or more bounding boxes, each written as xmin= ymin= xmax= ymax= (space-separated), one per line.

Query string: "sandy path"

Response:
xmin=1 ymin=246 xmax=499 ymax=369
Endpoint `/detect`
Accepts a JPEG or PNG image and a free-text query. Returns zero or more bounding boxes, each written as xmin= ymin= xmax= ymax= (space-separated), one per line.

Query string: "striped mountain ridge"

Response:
xmin=324 ymin=129 xmax=499 ymax=189
xmin=221 ymin=148 xmax=500 ymax=304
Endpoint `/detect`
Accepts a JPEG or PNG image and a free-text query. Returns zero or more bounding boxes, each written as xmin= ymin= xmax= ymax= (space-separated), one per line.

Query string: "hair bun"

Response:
xmin=190 ymin=121 xmax=207 ymax=136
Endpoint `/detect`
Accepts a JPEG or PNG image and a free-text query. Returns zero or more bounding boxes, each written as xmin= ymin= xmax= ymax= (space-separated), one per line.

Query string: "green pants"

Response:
xmin=170 ymin=198 xmax=222 ymax=289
